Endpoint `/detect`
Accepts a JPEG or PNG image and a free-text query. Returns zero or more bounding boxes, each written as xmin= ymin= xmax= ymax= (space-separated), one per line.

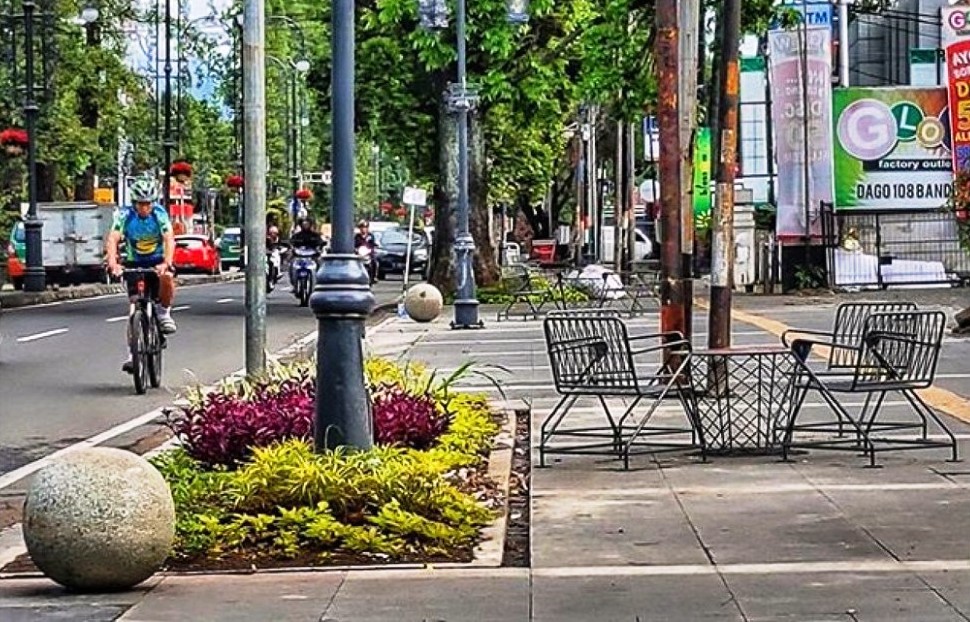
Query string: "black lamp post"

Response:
xmin=418 ymin=0 xmax=527 ymax=329
xmin=3 ymin=0 xmax=55 ymax=293
xmin=310 ymin=0 xmax=375 ymax=452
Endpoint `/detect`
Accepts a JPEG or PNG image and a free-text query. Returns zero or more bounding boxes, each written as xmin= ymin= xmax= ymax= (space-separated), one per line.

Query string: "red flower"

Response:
xmin=170 ymin=161 xmax=193 ymax=177
xmin=295 ymin=188 xmax=312 ymax=201
xmin=226 ymin=174 xmax=244 ymax=189
xmin=0 ymin=128 xmax=28 ymax=147
xmin=380 ymin=202 xmax=393 ymax=214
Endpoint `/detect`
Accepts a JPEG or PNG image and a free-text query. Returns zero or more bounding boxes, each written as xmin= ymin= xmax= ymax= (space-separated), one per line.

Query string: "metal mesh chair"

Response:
xmin=541 ymin=310 xmax=696 ymax=469
xmin=781 ymin=310 xmax=958 ymax=466
xmin=496 ymin=264 xmax=555 ymax=321
xmin=781 ymin=301 xmax=918 ymax=370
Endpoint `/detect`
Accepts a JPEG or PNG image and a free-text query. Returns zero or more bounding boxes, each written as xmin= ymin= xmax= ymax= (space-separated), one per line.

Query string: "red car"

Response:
xmin=173 ymin=235 xmax=221 ymax=274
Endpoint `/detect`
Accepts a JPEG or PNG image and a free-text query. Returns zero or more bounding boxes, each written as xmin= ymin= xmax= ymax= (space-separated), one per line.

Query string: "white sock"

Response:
xmin=157 ymin=306 xmax=171 ymax=318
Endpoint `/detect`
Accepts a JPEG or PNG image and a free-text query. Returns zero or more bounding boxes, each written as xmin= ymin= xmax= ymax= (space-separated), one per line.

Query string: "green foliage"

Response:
xmin=153 ymin=393 xmax=497 ymax=562
xmin=794 ymin=264 xmax=827 ymax=291
xmin=473 ymin=273 xmax=588 ymax=305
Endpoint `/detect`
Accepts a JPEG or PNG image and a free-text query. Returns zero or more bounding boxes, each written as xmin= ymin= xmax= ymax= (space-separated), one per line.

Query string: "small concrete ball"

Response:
xmin=404 ymin=283 xmax=444 ymax=322
xmin=22 ymin=447 xmax=175 ymax=592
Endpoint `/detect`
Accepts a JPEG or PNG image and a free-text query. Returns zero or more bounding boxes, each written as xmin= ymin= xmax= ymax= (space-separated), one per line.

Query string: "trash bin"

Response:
xmin=531 ymin=239 xmax=556 ymax=265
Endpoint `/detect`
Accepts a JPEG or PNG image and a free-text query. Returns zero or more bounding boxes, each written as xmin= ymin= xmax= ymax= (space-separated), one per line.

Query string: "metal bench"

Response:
xmin=554 ymin=270 xmax=659 ymax=317
xmin=780 ymin=310 xmax=958 ymax=466
xmin=781 ymin=301 xmax=918 ymax=371
xmin=496 ymin=264 xmax=556 ymax=321
xmin=541 ymin=310 xmax=696 ymax=469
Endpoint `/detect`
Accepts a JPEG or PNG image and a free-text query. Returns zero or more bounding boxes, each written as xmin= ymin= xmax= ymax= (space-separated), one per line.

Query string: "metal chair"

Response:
xmin=541 ymin=310 xmax=696 ymax=469
xmin=496 ymin=264 xmax=555 ymax=321
xmin=781 ymin=310 xmax=958 ymax=466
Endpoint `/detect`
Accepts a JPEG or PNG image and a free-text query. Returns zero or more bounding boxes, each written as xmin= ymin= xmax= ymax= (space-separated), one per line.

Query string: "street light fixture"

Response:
xmin=310 ymin=0 xmax=376 ymax=452
xmin=418 ymin=0 xmax=526 ymax=329
xmin=3 ymin=0 xmax=54 ymax=293
xmin=80 ymin=4 xmax=99 ymax=24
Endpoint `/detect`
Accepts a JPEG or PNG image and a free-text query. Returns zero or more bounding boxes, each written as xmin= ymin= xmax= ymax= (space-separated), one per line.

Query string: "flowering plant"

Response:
xmin=226 ymin=174 xmax=244 ymax=189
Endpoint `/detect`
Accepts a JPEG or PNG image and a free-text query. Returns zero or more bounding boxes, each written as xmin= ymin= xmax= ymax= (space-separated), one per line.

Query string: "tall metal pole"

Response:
xmin=838 ymin=0 xmax=850 ymax=87
xmin=656 ymin=0 xmax=687 ymax=350
xmin=679 ymin=0 xmax=700 ymax=340
xmin=22 ymin=0 xmax=44 ymax=292
xmin=451 ymin=0 xmax=481 ymax=329
xmin=290 ymin=71 xmax=299 ymax=198
xmin=242 ymin=0 xmax=267 ymax=375
xmin=311 ymin=0 xmax=375 ymax=451
xmin=708 ymin=0 xmax=740 ymax=349
xmin=799 ymin=0 xmax=811 ymax=268
xmin=162 ymin=0 xmax=173 ymax=211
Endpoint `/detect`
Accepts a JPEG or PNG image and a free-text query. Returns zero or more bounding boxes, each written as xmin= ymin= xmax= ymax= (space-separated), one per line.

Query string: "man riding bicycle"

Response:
xmin=105 ymin=176 xmax=177 ymax=374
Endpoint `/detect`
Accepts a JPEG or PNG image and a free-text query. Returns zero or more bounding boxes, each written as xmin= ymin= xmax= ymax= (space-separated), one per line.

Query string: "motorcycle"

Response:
xmin=266 ymin=246 xmax=282 ymax=293
xmin=357 ymin=244 xmax=377 ymax=285
xmin=291 ymin=246 xmax=319 ymax=307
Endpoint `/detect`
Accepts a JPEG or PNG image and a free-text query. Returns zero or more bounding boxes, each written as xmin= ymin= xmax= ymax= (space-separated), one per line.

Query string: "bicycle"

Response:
xmin=123 ymin=267 xmax=166 ymax=394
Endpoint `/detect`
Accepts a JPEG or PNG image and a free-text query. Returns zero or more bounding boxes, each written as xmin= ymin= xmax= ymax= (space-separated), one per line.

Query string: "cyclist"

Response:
xmin=105 ymin=177 xmax=177 ymax=374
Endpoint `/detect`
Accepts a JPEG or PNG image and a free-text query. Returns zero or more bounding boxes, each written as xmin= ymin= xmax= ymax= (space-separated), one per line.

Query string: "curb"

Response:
xmin=0 ymin=272 xmax=244 ymax=310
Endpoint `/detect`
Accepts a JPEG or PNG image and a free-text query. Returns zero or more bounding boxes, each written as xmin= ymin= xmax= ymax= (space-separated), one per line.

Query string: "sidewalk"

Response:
xmin=4 ymin=300 xmax=970 ymax=621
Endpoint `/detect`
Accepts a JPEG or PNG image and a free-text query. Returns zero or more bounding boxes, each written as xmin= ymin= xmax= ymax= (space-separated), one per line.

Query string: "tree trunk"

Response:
xmin=429 ymin=101 xmax=500 ymax=293
xmin=469 ymin=110 xmax=499 ymax=287
xmin=429 ymin=95 xmax=457 ymax=294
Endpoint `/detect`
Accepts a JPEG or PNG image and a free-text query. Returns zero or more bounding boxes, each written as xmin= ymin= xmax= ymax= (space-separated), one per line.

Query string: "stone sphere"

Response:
xmin=404 ymin=283 xmax=444 ymax=322
xmin=23 ymin=447 xmax=175 ymax=592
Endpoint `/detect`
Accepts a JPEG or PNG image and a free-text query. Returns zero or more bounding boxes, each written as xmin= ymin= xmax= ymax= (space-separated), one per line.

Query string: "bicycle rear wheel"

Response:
xmin=148 ymin=309 xmax=163 ymax=388
xmin=129 ymin=309 xmax=149 ymax=394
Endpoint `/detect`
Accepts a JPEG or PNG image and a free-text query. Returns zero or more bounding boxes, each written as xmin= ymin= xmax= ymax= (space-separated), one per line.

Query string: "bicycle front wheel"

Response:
xmin=128 ymin=309 xmax=149 ymax=394
xmin=148 ymin=311 xmax=163 ymax=389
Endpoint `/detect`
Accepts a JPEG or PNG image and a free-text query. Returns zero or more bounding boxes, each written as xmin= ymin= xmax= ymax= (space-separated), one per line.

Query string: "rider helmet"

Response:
xmin=130 ymin=176 xmax=159 ymax=204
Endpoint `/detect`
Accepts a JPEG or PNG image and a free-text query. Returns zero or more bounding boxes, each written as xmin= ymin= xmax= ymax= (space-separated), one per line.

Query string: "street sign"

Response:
xmin=403 ymin=186 xmax=428 ymax=206
xmin=303 ymin=171 xmax=332 ymax=185
xmin=770 ymin=1 xmax=832 ymax=31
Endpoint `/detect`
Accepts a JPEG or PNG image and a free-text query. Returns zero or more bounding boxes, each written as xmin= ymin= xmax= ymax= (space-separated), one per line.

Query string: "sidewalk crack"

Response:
xmin=318 ymin=571 xmax=348 ymax=621
xmin=655 ymin=456 xmax=750 ymax=622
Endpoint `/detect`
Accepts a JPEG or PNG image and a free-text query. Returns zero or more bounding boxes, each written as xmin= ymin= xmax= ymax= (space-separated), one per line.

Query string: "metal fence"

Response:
xmin=822 ymin=209 xmax=970 ymax=289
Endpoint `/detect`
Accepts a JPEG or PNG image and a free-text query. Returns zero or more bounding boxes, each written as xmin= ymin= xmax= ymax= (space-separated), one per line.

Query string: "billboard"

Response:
xmin=768 ymin=27 xmax=834 ymax=240
xmin=947 ymin=39 xmax=970 ymax=172
xmin=833 ymin=87 xmax=952 ymax=210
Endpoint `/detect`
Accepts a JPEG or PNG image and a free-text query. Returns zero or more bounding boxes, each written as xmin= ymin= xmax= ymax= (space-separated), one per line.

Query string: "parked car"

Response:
xmin=174 ymin=235 xmax=221 ymax=274
xmin=374 ymin=227 xmax=430 ymax=280
xmin=5 ymin=220 xmax=25 ymax=290
xmin=217 ymin=227 xmax=243 ymax=269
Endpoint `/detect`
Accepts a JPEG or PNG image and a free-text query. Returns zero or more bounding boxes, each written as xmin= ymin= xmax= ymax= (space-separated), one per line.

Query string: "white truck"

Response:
xmin=32 ymin=201 xmax=116 ymax=285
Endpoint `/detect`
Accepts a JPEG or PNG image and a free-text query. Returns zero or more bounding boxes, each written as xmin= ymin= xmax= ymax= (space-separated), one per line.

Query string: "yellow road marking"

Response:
xmin=696 ymin=301 xmax=970 ymax=425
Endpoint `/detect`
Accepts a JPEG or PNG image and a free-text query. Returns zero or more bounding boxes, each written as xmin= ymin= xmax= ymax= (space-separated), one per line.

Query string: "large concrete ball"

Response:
xmin=404 ymin=283 xmax=444 ymax=322
xmin=23 ymin=447 xmax=175 ymax=592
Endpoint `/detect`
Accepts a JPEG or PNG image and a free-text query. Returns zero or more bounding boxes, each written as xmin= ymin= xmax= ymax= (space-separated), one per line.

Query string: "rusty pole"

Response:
xmin=707 ymin=0 xmax=741 ymax=350
xmin=656 ymin=0 xmax=686 ymax=344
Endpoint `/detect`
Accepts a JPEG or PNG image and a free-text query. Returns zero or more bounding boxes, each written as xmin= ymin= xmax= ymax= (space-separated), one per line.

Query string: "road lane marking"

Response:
xmin=217 ymin=298 xmax=233 ymax=304
xmin=16 ymin=328 xmax=68 ymax=343
xmin=106 ymin=315 xmax=128 ymax=323
xmin=172 ymin=305 xmax=191 ymax=311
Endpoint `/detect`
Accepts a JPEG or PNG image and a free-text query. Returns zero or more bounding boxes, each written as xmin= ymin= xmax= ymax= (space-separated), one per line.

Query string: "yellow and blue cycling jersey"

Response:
xmin=111 ymin=205 xmax=173 ymax=264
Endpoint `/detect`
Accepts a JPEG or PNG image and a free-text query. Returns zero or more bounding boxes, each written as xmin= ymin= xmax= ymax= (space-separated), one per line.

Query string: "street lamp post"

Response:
xmin=160 ymin=0 xmax=176 ymax=212
xmin=21 ymin=0 xmax=42 ymax=292
xmin=310 ymin=0 xmax=375 ymax=452
xmin=266 ymin=54 xmax=309 ymax=204
xmin=419 ymin=0 xmax=526 ymax=329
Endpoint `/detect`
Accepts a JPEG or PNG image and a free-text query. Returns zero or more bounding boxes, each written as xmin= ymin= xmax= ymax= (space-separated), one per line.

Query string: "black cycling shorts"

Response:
xmin=123 ymin=263 xmax=174 ymax=300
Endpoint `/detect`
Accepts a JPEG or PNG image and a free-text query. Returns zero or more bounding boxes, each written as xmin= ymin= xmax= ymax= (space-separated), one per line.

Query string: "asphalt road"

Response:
xmin=0 ymin=277 xmax=404 ymax=479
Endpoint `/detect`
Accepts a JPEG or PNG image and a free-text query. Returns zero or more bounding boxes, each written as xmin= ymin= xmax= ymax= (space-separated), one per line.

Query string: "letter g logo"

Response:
xmin=837 ymin=99 xmax=897 ymax=161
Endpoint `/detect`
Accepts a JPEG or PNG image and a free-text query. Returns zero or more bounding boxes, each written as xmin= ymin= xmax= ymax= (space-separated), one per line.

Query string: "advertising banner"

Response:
xmin=947 ymin=39 xmax=970 ymax=172
xmin=767 ymin=27 xmax=834 ymax=240
xmin=833 ymin=87 xmax=952 ymax=210
xmin=942 ymin=6 xmax=970 ymax=51
xmin=692 ymin=127 xmax=711 ymax=216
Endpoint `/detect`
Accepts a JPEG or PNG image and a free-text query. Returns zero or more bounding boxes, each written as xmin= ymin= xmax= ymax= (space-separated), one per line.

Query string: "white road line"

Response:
xmin=217 ymin=298 xmax=233 ymax=304
xmin=106 ymin=315 xmax=129 ymax=323
xmin=172 ymin=305 xmax=191 ymax=312
xmin=16 ymin=328 xmax=68 ymax=343
xmin=0 ymin=406 xmax=167 ymax=490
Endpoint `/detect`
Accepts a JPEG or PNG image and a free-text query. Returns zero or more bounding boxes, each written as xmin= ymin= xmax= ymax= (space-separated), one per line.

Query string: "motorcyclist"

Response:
xmin=355 ymin=220 xmax=377 ymax=284
xmin=289 ymin=219 xmax=324 ymax=290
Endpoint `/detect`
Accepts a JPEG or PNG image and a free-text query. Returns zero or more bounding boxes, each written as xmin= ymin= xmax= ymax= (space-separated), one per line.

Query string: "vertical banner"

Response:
xmin=768 ymin=27 xmax=835 ymax=241
xmin=692 ymin=127 xmax=712 ymax=216
xmin=946 ymin=39 xmax=970 ymax=172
